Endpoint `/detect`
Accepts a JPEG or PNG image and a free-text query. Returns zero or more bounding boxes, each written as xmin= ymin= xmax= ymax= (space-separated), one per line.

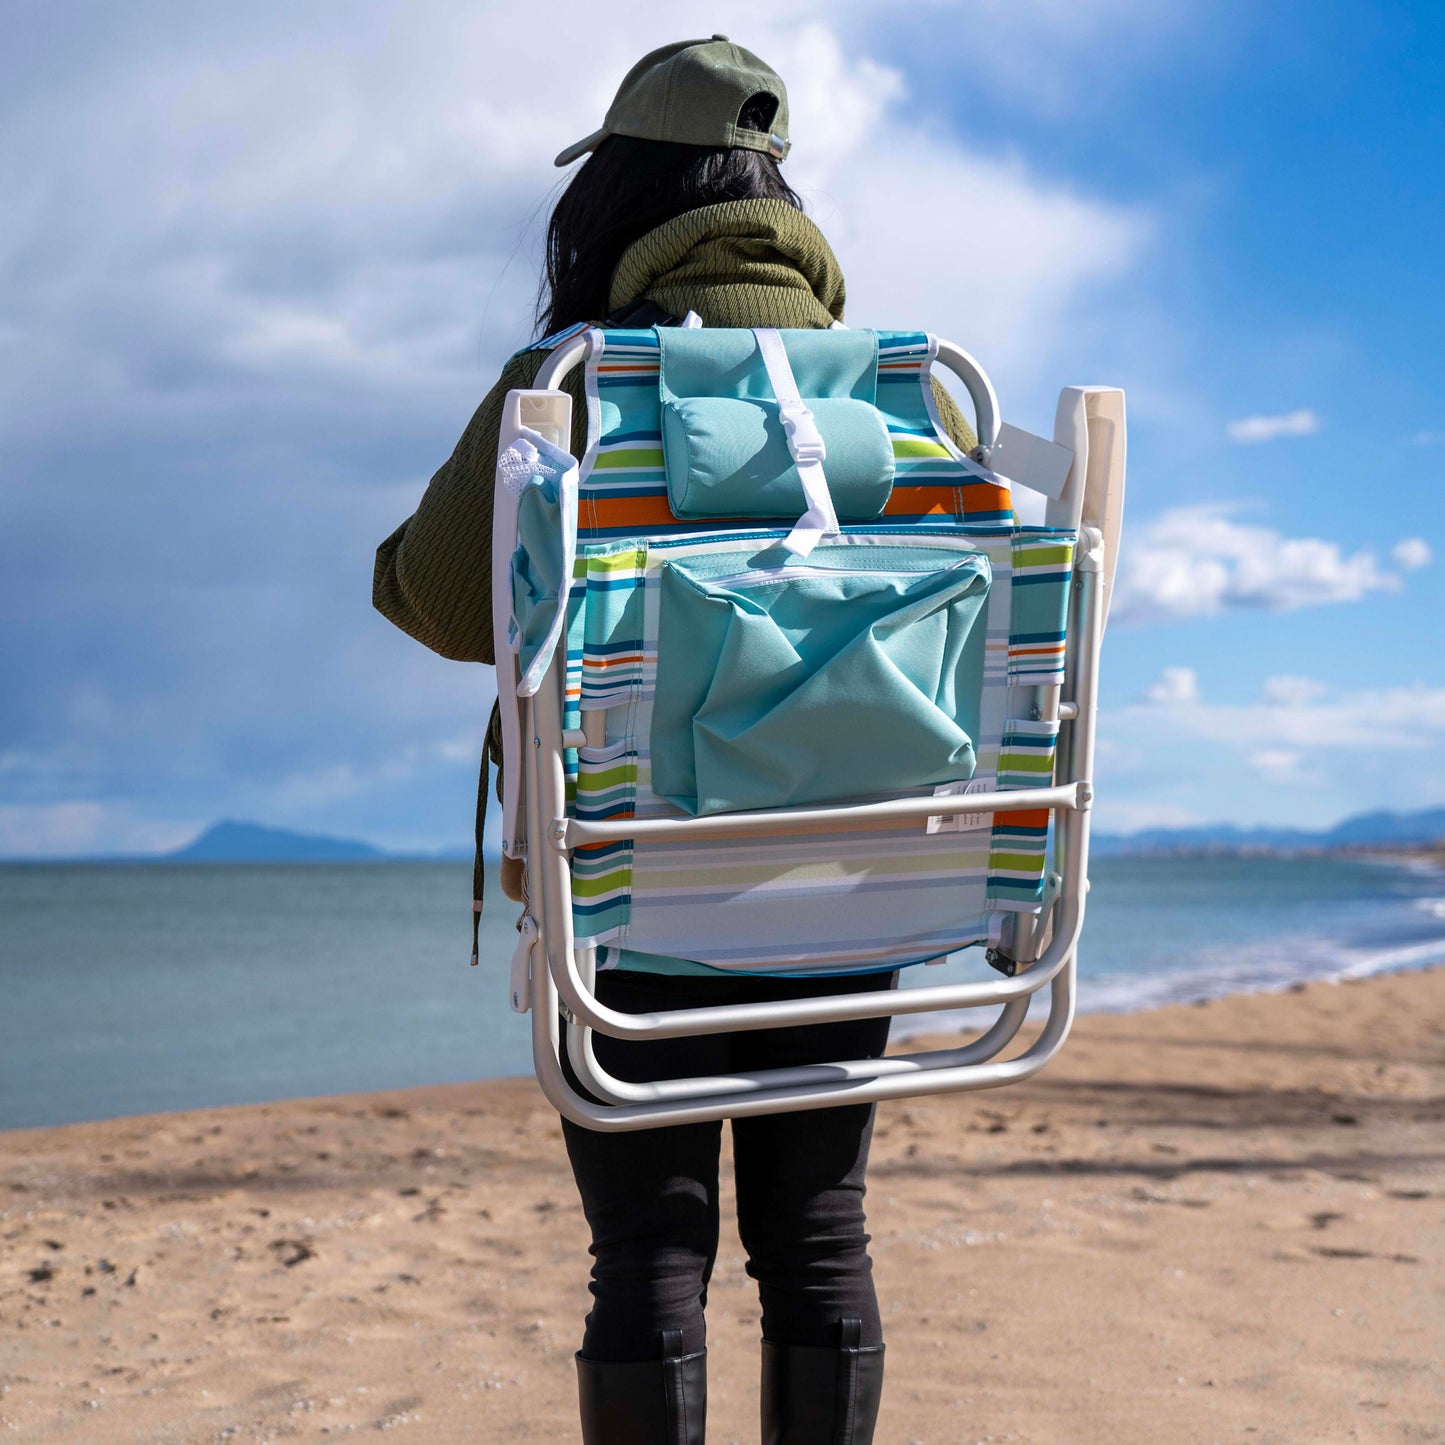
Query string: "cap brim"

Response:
xmin=553 ymin=128 xmax=610 ymax=167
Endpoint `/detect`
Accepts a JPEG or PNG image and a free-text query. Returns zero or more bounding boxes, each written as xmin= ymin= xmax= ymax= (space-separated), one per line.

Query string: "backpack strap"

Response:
xmin=470 ymin=698 xmax=505 ymax=964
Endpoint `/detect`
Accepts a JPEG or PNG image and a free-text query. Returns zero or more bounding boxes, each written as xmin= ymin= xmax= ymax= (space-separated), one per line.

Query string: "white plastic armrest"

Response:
xmin=1049 ymin=387 xmax=1126 ymax=625
xmin=493 ymin=387 xmax=574 ymax=856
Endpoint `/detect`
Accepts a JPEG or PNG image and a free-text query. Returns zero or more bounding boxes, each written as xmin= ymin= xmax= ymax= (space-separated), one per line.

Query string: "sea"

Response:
xmin=2 ymin=853 xmax=1443 ymax=1131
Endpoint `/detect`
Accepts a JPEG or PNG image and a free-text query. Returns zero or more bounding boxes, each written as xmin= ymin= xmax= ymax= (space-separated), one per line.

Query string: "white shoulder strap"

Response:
xmin=752 ymin=327 xmax=840 ymax=558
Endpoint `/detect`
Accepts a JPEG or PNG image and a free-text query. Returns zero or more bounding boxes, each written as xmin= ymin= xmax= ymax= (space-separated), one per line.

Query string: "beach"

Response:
xmin=2 ymin=967 xmax=1441 ymax=1444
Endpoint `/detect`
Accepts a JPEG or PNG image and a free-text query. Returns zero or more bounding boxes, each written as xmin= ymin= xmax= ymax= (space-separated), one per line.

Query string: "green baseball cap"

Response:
xmin=554 ymin=35 xmax=790 ymax=167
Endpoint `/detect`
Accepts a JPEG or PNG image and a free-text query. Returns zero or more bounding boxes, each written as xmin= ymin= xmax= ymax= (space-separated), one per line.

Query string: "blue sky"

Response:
xmin=1 ymin=0 xmax=1441 ymax=856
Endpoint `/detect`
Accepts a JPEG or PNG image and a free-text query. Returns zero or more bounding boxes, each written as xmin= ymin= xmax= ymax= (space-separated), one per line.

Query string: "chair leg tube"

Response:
xmin=761 ymin=1319 xmax=884 ymax=1445
xmin=576 ymin=1330 xmax=706 ymax=1445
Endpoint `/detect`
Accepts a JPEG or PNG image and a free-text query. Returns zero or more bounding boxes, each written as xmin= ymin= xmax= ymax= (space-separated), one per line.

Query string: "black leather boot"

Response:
xmin=761 ymin=1319 xmax=884 ymax=1445
xmin=576 ymin=1329 xmax=706 ymax=1444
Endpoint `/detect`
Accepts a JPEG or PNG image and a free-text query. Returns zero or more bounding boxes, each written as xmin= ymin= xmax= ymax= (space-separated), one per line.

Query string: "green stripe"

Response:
xmin=572 ymin=871 xmax=631 ymax=899
xmin=999 ymin=754 xmax=1055 ymax=773
xmin=1014 ymin=545 xmax=1074 ymax=566
xmin=989 ymin=851 xmax=1046 ymax=871
xmin=594 ymin=448 xmax=664 ymax=469
xmin=892 ymin=438 xmax=953 ymax=459
xmin=576 ymin=764 xmax=637 ymax=791
xmin=587 ymin=550 xmax=648 ymax=573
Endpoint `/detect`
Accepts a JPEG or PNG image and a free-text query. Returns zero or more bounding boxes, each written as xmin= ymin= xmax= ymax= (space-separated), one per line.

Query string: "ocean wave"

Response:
xmin=890 ymin=890 xmax=1445 ymax=1040
xmin=1076 ymin=930 xmax=1445 ymax=1015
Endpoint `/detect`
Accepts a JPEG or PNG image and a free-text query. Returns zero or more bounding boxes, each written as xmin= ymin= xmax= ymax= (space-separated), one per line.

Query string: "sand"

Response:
xmin=2 ymin=968 xmax=1441 ymax=1444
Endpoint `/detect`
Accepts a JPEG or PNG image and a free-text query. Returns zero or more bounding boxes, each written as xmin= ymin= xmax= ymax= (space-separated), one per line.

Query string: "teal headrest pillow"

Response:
xmin=662 ymin=395 xmax=894 ymax=521
xmin=656 ymin=327 xmax=895 ymax=522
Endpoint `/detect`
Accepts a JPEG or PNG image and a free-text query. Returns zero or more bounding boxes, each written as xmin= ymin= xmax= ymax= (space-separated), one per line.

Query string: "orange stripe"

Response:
xmin=582 ymin=495 xmax=677 ymax=528
xmin=995 ymin=809 xmax=1051 ymax=831
xmin=881 ymin=482 xmax=1011 ymax=517
xmin=583 ymin=486 xmax=1008 ymax=529
xmin=962 ymin=482 xmax=1011 ymax=512
xmin=581 ymin=494 xmax=743 ymax=530
xmin=882 ymin=485 xmax=956 ymax=517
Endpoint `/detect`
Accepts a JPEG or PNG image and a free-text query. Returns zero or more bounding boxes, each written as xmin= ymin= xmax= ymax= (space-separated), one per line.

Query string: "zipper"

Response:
xmin=703 ymin=556 xmax=987 ymax=589
xmin=637 ymin=525 xmax=1003 ymax=554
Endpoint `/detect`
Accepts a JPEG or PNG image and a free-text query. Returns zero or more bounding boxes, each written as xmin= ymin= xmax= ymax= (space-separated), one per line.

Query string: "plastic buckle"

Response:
xmin=779 ymin=403 xmax=827 ymax=465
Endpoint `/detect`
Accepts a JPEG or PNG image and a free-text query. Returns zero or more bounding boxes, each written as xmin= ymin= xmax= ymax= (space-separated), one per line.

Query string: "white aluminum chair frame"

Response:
xmin=511 ymin=331 xmax=1118 ymax=1131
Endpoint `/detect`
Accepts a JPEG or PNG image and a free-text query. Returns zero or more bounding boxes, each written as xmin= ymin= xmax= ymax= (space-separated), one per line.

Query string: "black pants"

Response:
xmin=560 ymin=967 xmax=895 ymax=1362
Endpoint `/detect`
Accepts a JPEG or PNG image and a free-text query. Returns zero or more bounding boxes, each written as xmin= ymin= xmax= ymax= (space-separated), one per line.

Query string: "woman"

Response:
xmin=374 ymin=37 xmax=976 ymax=1445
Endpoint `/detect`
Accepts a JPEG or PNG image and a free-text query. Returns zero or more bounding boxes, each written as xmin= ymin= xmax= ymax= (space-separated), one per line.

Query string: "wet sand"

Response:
xmin=2 ymin=968 xmax=1441 ymax=1443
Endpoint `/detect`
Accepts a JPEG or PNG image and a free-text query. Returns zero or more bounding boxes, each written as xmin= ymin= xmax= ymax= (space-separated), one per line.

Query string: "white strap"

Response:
xmin=679 ymin=310 xmax=703 ymax=329
xmin=752 ymin=328 xmax=840 ymax=557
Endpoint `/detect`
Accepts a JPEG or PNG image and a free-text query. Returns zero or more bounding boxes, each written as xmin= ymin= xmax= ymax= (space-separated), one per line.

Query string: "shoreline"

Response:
xmin=3 ymin=966 xmax=1441 ymax=1443
xmin=4 ymin=949 xmax=1443 ymax=1141
xmin=7 ymin=849 xmax=1444 ymax=1135
xmin=7 ymin=948 xmax=1445 ymax=1140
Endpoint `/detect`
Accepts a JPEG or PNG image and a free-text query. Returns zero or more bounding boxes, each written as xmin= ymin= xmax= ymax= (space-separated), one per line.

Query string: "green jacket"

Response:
xmin=373 ymin=198 xmax=977 ymax=663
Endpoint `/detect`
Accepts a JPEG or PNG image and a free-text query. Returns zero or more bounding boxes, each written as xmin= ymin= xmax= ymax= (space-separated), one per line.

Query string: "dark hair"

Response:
xmin=535 ymin=94 xmax=803 ymax=337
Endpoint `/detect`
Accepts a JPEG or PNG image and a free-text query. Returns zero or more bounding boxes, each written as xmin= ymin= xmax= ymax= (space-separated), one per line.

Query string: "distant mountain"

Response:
xmin=1322 ymin=807 xmax=1445 ymax=845
xmin=167 ymin=820 xmax=386 ymax=862
xmin=1093 ymin=805 xmax=1445 ymax=858
xmin=169 ymin=804 xmax=1445 ymax=863
xmin=17 ymin=803 xmax=1442 ymax=866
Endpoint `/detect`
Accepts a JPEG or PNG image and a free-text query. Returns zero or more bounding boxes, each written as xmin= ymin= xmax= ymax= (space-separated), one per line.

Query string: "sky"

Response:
xmin=1 ymin=0 xmax=1442 ymax=857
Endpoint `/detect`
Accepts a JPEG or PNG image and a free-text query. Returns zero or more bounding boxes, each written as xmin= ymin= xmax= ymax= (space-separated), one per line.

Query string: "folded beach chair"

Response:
xmin=492 ymin=321 xmax=1124 ymax=1130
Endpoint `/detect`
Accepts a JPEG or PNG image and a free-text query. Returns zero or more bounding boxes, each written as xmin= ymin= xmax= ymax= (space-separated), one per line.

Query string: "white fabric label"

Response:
xmin=927 ymin=777 xmax=995 ymax=834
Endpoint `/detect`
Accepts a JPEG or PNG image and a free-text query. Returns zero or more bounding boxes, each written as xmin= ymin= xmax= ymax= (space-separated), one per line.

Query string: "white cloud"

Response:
xmin=0 ymin=5 xmax=1150 ymax=441
xmin=1144 ymin=666 xmax=1200 ymax=705
xmin=1226 ymin=408 xmax=1320 ymax=444
xmin=267 ymin=732 xmax=483 ymax=813
xmin=1118 ymin=682 xmax=1445 ymax=753
xmin=1249 ymin=749 xmax=1305 ymax=781
xmin=0 ymin=0 xmax=1156 ymax=854
xmin=1099 ymin=679 xmax=1445 ymax=825
xmin=0 ymin=802 xmax=194 ymax=858
xmin=1097 ymin=800 xmax=1204 ymax=833
xmin=1413 ymin=430 xmax=1444 ymax=446
xmin=803 ymin=125 xmax=1147 ymax=385
xmin=1112 ymin=505 xmax=1413 ymax=623
xmin=0 ymin=802 xmax=109 ymax=855
xmin=1392 ymin=537 xmax=1432 ymax=571
xmin=1262 ymin=675 xmax=1327 ymax=706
